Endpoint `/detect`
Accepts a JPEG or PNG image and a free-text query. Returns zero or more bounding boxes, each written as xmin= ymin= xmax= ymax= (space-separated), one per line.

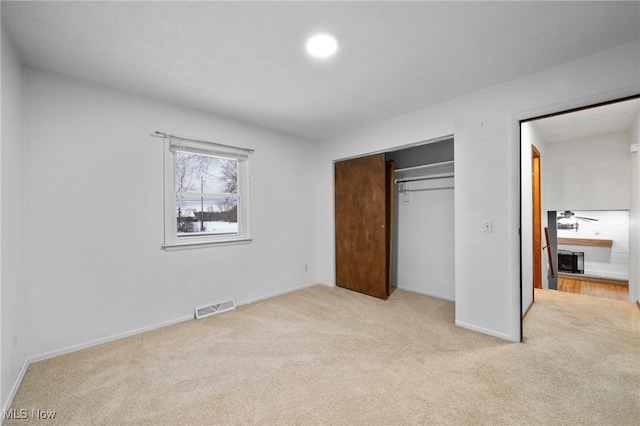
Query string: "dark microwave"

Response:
xmin=558 ymin=250 xmax=584 ymax=274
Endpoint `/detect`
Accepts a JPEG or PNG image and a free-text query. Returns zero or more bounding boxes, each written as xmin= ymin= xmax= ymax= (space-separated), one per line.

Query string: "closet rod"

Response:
xmin=151 ymin=131 xmax=255 ymax=154
xmin=394 ymin=174 xmax=454 ymax=184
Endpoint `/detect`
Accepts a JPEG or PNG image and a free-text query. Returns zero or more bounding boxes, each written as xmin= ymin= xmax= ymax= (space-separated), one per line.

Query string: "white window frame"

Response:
xmin=162 ymin=136 xmax=252 ymax=251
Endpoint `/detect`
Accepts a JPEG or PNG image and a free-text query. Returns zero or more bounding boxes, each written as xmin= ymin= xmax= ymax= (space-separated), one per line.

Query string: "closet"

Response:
xmin=387 ymin=137 xmax=456 ymax=301
xmin=334 ymin=137 xmax=455 ymax=301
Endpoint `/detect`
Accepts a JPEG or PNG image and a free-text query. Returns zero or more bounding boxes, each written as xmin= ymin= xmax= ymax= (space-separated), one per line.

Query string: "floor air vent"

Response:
xmin=195 ymin=300 xmax=236 ymax=319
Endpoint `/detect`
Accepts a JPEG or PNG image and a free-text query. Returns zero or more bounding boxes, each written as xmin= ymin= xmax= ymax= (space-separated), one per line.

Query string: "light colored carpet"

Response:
xmin=5 ymin=285 xmax=639 ymax=425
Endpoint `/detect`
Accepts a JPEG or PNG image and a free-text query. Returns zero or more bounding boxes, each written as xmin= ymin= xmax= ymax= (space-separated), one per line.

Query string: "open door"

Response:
xmin=532 ymin=146 xmax=542 ymax=297
xmin=335 ymin=153 xmax=393 ymax=300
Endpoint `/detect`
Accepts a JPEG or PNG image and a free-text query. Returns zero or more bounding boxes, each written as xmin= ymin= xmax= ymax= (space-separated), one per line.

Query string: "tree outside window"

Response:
xmin=175 ymin=151 xmax=239 ymax=236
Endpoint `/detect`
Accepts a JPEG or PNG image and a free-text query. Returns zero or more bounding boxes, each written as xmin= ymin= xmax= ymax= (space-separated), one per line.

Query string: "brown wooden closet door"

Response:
xmin=335 ymin=153 xmax=390 ymax=300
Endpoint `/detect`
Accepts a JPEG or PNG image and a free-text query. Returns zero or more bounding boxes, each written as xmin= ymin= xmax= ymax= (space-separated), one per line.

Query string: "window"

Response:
xmin=162 ymin=135 xmax=252 ymax=250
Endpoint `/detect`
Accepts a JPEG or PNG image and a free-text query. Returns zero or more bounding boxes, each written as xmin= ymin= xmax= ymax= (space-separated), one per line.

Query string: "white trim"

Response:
xmin=2 ymin=360 xmax=30 ymax=419
xmin=522 ymin=300 xmax=534 ymax=319
xmin=27 ymin=282 xmax=326 ymax=363
xmin=162 ymin=238 xmax=252 ymax=251
xmin=163 ymin=138 xmax=252 ymax=249
xmin=334 ymin=134 xmax=454 ymax=164
xmin=28 ymin=314 xmax=193 ymax=363
xmin=455 ymin=320 xmax=518 ymax=342
xmin=396 ymin=285 xmax=455 ymax=302
xmin=235 ymin=282 xmax=321 ymax=307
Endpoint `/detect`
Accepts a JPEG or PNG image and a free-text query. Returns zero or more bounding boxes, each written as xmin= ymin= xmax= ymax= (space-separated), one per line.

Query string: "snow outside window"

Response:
xmin=162 ymin=137 xmax=251 ymax=250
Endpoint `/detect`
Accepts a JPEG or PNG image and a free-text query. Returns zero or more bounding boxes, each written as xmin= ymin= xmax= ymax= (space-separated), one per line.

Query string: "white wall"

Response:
xmin=315 ymin=41 xmax=640 ymax=342
xmin=395 ymin=178 xmax=455 ymax=301
xmin=1 ymin=27 xmax=28 ymax=412
xmin=4 ymin=29 xmax=639 ymax=391
xmin=545 ymin=132 xmax=630 ymax=211
xmin=23 ymin=69 xmax=320 ymax=360
xmin=629 ymin=112 xmax=640 ymax=302
xmin=557 ymin=210 xmax=629 ymax=280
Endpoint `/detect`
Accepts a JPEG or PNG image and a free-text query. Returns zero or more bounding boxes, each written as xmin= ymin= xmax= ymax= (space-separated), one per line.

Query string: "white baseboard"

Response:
xmin=2 ymin=359 xmax=29 ymax=422
xmin=29 ymin=314 xmax=193 ymax=363
xmin=522 ymin=299 xmax=534 ymax=319
xmin=29 ymin=282 xmax=324 ymax=363
xmin=236 ymin=282 xmax=321 ymax=307
xmin=11 ymin=281 xmax=327 ymax=414
xmin=455 ymin=320 xmax=518 ymax=342
xmin=396 ymin=285 xmax=455 ymax=302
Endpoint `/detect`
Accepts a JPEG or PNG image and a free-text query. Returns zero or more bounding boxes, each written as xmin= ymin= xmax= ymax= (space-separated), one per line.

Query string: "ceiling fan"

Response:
xmin=557 ymin=210 xmax=598 ymax=231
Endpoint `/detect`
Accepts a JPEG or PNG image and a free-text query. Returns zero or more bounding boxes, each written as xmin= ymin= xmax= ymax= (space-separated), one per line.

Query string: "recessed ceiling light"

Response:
xmin=306 ymin=34 xmax=338 ymax=58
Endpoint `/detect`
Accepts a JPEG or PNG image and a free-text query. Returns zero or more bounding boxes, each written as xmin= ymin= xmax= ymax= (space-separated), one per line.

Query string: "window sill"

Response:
xmin=162 ymin=238 xmax=252 ymax=251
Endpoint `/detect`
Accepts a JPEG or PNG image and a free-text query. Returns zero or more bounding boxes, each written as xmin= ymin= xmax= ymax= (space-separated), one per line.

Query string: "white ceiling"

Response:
xmin=2 ymin=1 xmax=639 ymax=141
xmin=530 ymin=98 xmax=640 ymax=144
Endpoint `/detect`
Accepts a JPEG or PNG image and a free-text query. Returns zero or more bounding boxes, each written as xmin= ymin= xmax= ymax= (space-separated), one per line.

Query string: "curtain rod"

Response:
xmin=394 ymin=174 xmax=454 ymax=184
xmin=151 ymin=131 xmax=255 ymax=154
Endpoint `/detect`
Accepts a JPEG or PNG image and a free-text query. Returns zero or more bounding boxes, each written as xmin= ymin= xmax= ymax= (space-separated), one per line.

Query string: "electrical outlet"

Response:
xmin=483 ymin=220 xmax=492 ymax=233
xmin=13 ymin=332 xmax=19 ymax=348
xmin=304 ymin=263 xmax=309 ymax=271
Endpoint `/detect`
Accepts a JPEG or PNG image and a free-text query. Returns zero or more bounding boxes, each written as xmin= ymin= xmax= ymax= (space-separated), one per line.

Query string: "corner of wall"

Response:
xmin=0 ymin=360 xmax=28 ymax=417
xmin=628 ymin=108 xmax=640 ymax=302
xmin=1 ymin=23 xmax=29 ymax=414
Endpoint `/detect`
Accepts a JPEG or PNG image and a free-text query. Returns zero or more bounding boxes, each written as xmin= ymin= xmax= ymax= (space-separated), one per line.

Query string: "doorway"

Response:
xmin=520 ymin=96 xmax=640 ymax=313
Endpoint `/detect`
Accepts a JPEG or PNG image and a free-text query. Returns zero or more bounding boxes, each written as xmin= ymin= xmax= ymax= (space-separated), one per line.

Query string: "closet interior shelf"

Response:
xmin=394 ymin=160 xmax=454 ymax=184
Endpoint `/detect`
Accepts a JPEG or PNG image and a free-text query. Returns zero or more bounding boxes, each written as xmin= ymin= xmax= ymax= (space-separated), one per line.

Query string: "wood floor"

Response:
xmin=558 ymin=274 xmax=629 ymax=302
